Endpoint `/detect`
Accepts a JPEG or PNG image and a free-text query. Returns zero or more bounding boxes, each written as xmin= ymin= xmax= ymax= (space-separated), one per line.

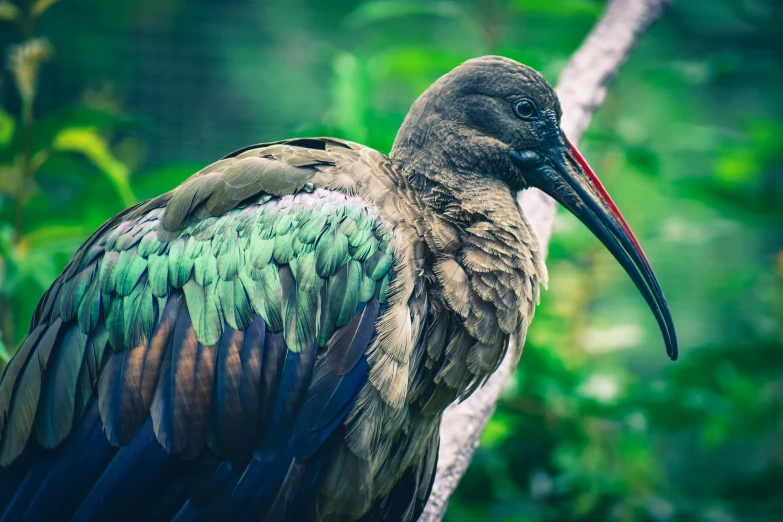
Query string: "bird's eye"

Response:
xmin=513 ymin=99 xmax=538 ymax=120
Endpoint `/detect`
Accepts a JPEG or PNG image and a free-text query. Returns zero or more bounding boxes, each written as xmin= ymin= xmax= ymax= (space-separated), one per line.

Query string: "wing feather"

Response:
xmin=0 ymin=138 xmax=399 ymax=521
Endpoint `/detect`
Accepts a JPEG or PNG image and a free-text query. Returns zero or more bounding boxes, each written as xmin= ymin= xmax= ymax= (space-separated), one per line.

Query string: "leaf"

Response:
xmin=0 ymin=333 xmax=7 ymax=363
xmin=0 ymin=162 xmax=23 ymax=198
xmin=52 ymin=128 xmax=136 ymax=207
xmin=347 ymin=0 xmax=464 ymax=27
xmin=0 ymin=1 xmax=19 ymax=22
xmin=132 ymin=163 xmax=204 ymax=201
xmin=22 ymin=106 xmax=133 ymax=159
xmin=7 ymin=38 xmax=53 ymax=103
xmin=31 ymin=0 xmax=60 ymax=17
xmin=0 ymin=109 xmax=15 ymax=146
xmin=510 ymin=0 xmax=602 ymax=17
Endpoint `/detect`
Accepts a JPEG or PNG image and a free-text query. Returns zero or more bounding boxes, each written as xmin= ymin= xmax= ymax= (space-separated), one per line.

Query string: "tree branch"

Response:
xmin=420 ymin=0 xmax=671 ymax=519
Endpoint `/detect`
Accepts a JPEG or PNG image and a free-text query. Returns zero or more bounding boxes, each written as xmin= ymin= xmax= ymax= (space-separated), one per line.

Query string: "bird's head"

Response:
xmin=392 ymin=55 xmax=678 ymax=360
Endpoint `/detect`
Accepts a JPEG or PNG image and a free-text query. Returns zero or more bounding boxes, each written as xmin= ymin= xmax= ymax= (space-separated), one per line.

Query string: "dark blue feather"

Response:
xmin=258 ymin=342 xmax=318 ymax=452
xmin=293 ymin=358 xmax=367 ymax=460
xmin=1 ymin=399 xmax=114 ymax=522
xmin=71 ymin=416 xmax=175 ymax=522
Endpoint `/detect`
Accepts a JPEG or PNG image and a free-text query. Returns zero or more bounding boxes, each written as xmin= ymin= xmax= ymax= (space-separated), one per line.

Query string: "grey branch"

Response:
xmin=420 ymin=0 xmax=671 ymax=519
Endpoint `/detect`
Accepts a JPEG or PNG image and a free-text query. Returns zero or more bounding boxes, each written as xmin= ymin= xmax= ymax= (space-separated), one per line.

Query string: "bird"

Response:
xmin=0 ymin=55 xmax=677 ymax=522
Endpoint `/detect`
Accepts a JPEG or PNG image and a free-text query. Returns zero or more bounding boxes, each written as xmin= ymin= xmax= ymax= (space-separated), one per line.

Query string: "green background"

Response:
xmin=1 ymin=0 xmax=781 ymax=520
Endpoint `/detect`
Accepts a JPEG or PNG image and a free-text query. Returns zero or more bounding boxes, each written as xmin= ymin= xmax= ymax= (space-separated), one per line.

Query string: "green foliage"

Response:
xmin=0 ymin=0 xmax=781 ymax=520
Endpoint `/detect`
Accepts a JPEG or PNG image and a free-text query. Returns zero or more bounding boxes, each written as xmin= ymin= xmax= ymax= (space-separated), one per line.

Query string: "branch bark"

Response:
xmin=420 ymin=0 xmax=671 ymax=519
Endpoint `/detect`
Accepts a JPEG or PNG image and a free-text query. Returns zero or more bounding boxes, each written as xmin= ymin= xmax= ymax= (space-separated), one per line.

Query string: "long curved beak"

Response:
xmin=512 ymin=135 xmax=678 ymax=360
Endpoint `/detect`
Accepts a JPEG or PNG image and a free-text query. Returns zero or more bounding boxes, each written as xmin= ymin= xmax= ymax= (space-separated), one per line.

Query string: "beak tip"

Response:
xmin=667 ymin=339 xmax=679 ymax=361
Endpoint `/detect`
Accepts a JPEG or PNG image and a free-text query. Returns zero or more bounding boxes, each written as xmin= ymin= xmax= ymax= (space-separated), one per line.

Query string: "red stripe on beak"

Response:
xmin=566 ymin=137 xmax=646 ymax=259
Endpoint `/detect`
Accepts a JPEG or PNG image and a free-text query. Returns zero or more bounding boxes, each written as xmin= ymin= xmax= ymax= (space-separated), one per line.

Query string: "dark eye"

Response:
xmin=513 ymin=99 xmax=538 ymax=119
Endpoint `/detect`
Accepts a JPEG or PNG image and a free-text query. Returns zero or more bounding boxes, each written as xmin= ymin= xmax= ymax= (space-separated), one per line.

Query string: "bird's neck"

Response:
xmin=390 ymin=138 xmax=536 ymax=256
xmin=386 ymin=140 xmax=546 ymax=412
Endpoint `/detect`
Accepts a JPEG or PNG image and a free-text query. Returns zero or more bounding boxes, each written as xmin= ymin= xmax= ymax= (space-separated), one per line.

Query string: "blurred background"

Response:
xmin=0 ymin=0 xmax=781 ymax=520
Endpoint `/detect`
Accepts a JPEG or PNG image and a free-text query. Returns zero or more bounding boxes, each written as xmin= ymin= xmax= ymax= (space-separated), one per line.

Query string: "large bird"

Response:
xmin=0 ymin=56 xmax=677 ymax=522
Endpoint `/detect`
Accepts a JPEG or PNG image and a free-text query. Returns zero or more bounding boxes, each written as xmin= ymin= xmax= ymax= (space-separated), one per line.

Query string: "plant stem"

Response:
xmin=4 ymin=1 xmax=39 ymax=351
xmin=13 ymin=97 xmax=34 ymax=244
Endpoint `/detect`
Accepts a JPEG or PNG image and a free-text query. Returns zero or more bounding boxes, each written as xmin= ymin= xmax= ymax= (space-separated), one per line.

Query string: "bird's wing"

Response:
xmin=0 ymin=138 xmax=396 ymax=521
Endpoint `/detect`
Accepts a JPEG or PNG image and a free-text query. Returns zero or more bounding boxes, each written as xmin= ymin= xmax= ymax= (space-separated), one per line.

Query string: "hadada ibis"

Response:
xmin=0 ymin=56 xmax=676 ymax=522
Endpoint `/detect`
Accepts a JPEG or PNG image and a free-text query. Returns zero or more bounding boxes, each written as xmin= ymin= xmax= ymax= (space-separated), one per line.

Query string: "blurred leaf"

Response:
xmin=0 ymin=109 xmax=14 ymax=146
xmin=132 ymin=162 xmax=203 ymax=200
xmin=16 ymin=106 xmax=132 ymax=159
xmin=52 ymin=128 xmax=136 ymax=207
xmin=31 ymin=0 xmax=61 ymax=18
xmin=510 ymin=0 xmax=603 ymax=17
xmin=481 ymin=415 xmax=514 ymax=448
xmin=329 ymin=52 xmax=368 ymax=142
xmin=0 ymin=332 xmax=7 ymax=363
xmin=0 ymin=1 xmax=19 ymax=22
xmin=17 ymin=223 xmax=88 ymax=253
xmin=0 ymin=162 xmax=22 ymax=198
xmin=7 ymin=38 xmax=53 ymax=103
xmin=347 ymin=0 xmax=463 ymax=27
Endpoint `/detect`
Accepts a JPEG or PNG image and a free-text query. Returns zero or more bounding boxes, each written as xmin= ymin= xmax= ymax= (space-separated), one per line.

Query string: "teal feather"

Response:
xmin=339 ymin=217 xmax=358 ymax=237
xmin=138 ymin=229 xmax=165 ymax=257
xmin=273 ymin=211 xmax=294 ymax=236
xmin=239 ymin=268 xmax=266 ymax=323
xmin=365 ymin=250 xmax=393 ymax=280
xmin=248 ymin=233 xmax=274 ymax=269
xmin=103 ymin=219 xmax=134 ymax=251
xmin=73 ymin=350 xmax=92 ymax=420
xmin=106 ymin=297 xmax=125 ymax=350
xmin=99 ymin=250 xmax=122 ymax=293
xmin=60 ymin=262 xmax=96 ymax=321
xmin=1 ymin=347 xmax=42 ymax=466
xmin=184 ymin=235 xmax=205 ymax=259
xmin=123 ymin=276 xmax=156 ymax=348
xmin=232 ymin=278 xmax=253 ymax=331
xmin=106 ymin=248 xmax=133 ymax=294
xmin=257 ymin=211 xmax=277 ymax=240
xmin=217 ymin=241 xmax=242 ymax=280
xmin=316 ymin=284 xmax=332 ymax=348
xmin=77 ymin=271 xmax=102 ymax=333
xmin=315 ymin=227 xmax=349 ymax=277
xmin=35 ymin=326 xmax=88 ymax=448
xmin=193 ymin=246 xmax=218 ymax=286
xmin=280 ymin=266 xmax=317 ymax=353
xmin=114 ymin=220 xmax=151 ymax=251
xmin=169 ymin=237 xmax=194 ymax=288
xmin=0 ymin=318 xmax=62 ymax=465
xmin=100 ymin=291 xmax=112 ymax=320
xmin=292 ymin=234 xmax=316 ymax=257
xmin=191 ymin=215 xmax=219 ymax=241
xmin=272 ymin=233 xmax=295 ymax=265
xmin=86 ymin=325 xmax=109 ymax=384
xmin=330 ymin=260 xmax=362 ymax=329
xmin=216 ymin=279 xmax=238 ymax=330
xmin=350 ymin=235 xmax=378 ymax=261
xmin=345 ymin=203 xmax=362 ymax=222
xmin=290 ymin=251 xmax=321 ymax=293
xmin=379 ymin=275 xmax=390 ymax=303
xmin=297 ymin=214 xmax=327 ymax=244
xmin=148 ymin=253 xmax=170 ymax=297
xmin=260 ymin=263 xmax=283 ymax=331
xmin=360 ymin=271 xmax=376 ymax=303
xmin=116 ymin=251 xmax=147 ymax=297
xmin=183 ymin=279 xmax=222 ymax=346
xmin=0 ymin=324 xmax=44 ymax=435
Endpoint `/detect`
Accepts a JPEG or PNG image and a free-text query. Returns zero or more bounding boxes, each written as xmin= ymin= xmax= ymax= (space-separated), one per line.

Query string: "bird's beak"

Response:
xmin=511 ymin=135 xmax=678 ymax=360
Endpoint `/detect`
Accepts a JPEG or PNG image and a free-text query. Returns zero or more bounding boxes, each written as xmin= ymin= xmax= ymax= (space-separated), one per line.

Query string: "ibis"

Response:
xmin=0 ymin=56 xmax=676 ymax=522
